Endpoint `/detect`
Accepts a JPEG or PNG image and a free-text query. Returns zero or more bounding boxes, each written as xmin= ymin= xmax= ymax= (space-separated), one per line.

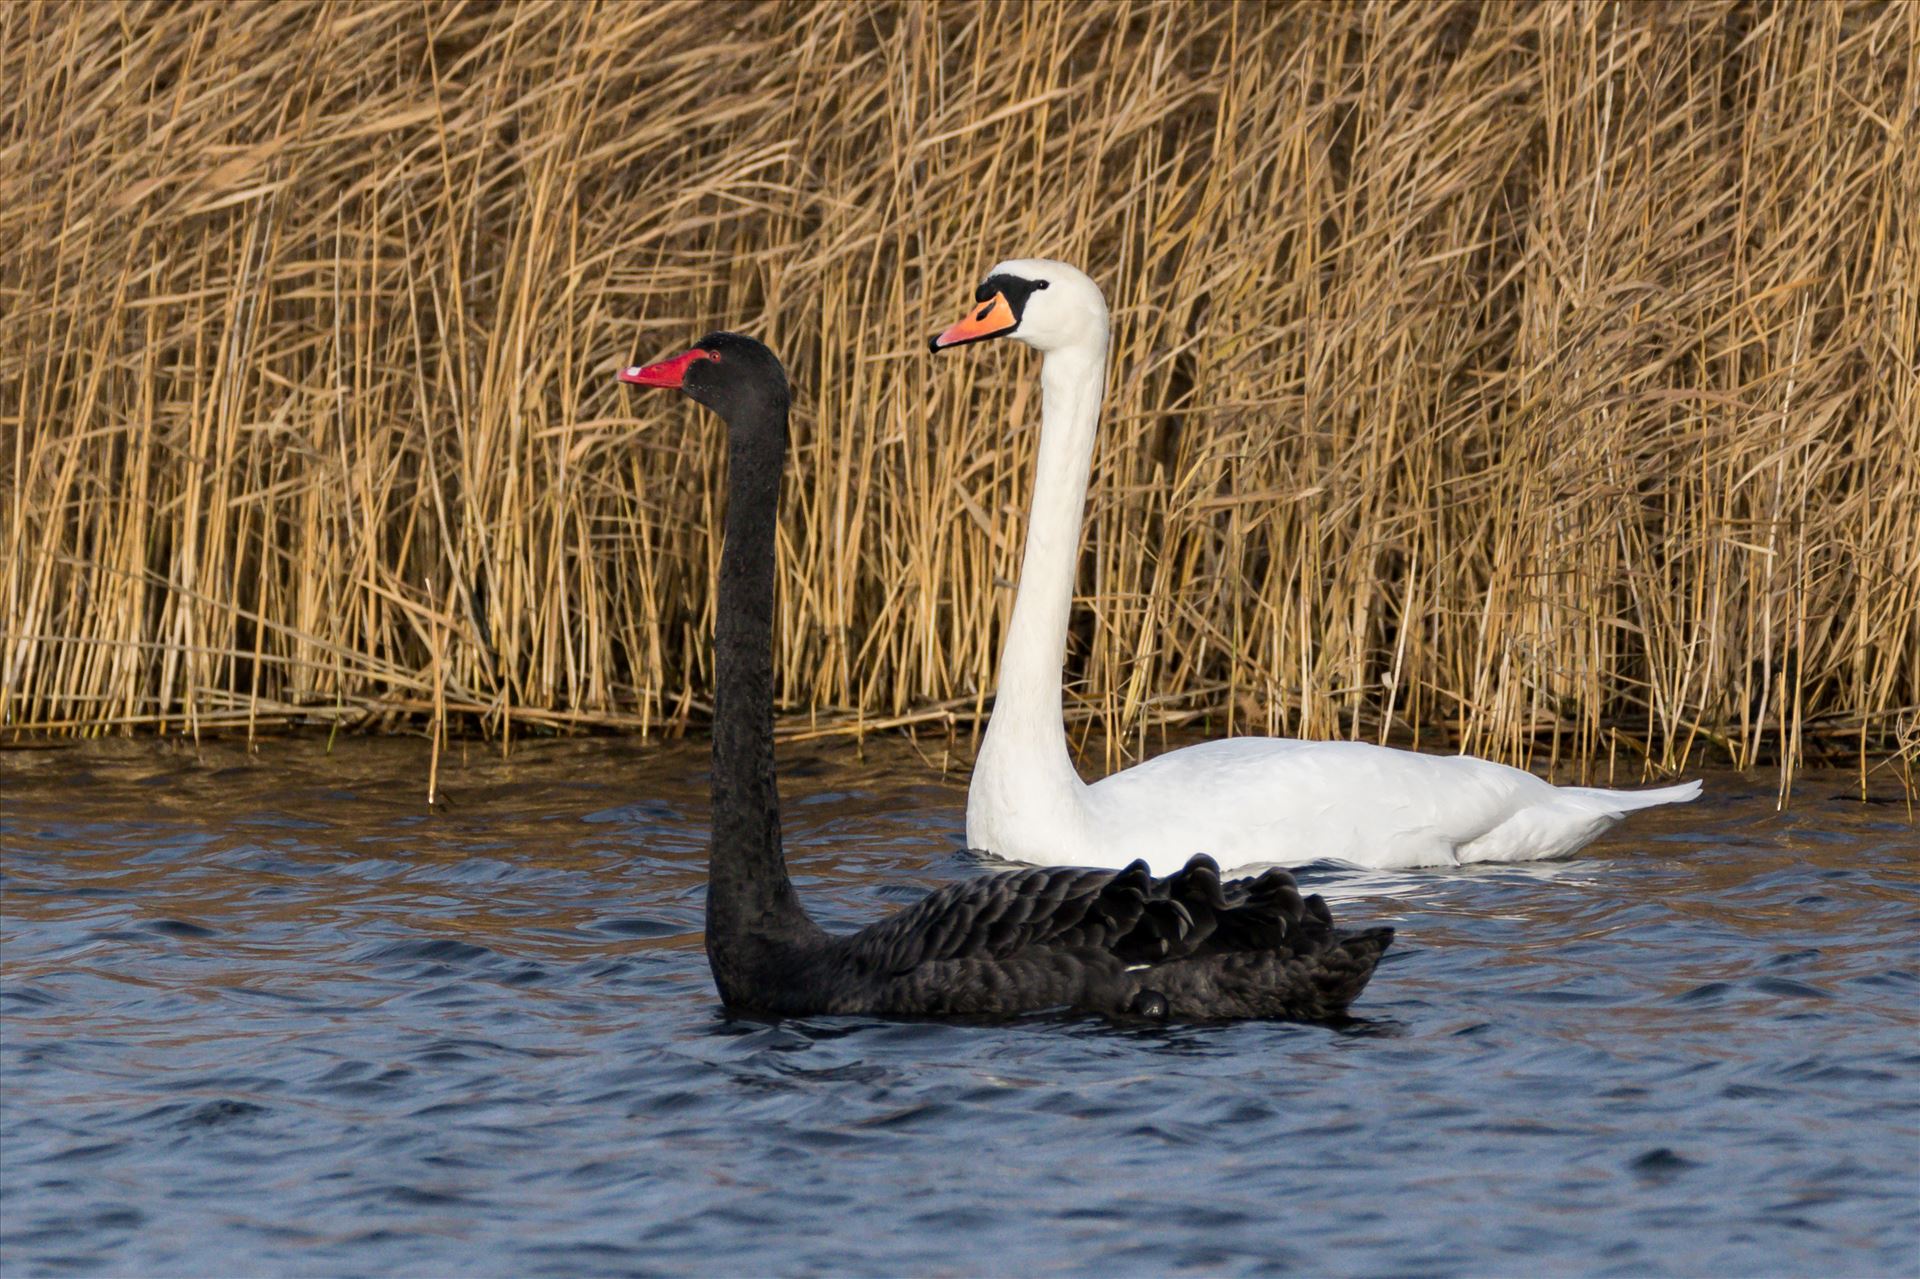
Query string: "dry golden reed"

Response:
xmin=3 ymin=0 xmax=1916 ymax=793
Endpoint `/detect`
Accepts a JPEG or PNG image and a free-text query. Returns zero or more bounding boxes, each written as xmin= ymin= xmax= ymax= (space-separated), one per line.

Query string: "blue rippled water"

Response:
xmin=2 ymin=738 xmax=1915 ymax=1277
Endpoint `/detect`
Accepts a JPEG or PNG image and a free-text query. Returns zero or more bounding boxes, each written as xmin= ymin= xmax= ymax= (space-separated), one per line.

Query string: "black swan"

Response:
xmin=617 ymin=332 xmax=1392 ymax=1020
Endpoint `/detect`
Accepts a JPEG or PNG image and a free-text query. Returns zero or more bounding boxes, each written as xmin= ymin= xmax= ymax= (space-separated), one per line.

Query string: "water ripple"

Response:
xmin=2 ymin=738 xmax=1915 ymax=1277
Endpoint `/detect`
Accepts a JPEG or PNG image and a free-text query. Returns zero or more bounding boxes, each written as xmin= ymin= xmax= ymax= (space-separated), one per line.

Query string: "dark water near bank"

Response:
xmin=2 ymin=737 xmax=1915 ymax=1278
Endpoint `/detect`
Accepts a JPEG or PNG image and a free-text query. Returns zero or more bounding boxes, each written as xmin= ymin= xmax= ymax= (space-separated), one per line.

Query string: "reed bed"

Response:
xmin=4 ymin=0 xmax=1915 ymax=793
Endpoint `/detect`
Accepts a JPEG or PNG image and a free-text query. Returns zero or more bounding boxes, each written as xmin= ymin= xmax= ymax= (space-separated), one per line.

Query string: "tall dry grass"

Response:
xmin=3 ymin=0 xmax=1915 ymax=793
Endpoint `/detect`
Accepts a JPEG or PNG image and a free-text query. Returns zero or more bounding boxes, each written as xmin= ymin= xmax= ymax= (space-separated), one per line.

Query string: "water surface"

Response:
xmin=3 ymin=737 xmax=1916 ymax=1276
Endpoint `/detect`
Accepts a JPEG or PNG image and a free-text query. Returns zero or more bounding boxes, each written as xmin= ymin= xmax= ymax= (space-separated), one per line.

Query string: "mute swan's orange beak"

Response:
xmin=928 ymin=291 xmax=1018 ymax=352
xmin=618 ymin=347 xmax=715 ymax=387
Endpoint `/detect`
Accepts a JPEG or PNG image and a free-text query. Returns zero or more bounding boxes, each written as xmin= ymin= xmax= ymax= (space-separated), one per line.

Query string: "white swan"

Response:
xmin=929 ymin=259 xmax=1702 ymax=874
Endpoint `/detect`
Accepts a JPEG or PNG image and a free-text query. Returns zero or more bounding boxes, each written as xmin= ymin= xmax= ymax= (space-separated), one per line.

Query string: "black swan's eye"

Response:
xmin=706 ymin=351 xmax=722 ymax=364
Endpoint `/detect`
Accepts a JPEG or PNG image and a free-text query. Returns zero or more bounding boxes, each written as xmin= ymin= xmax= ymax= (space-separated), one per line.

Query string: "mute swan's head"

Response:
xmin=928 ymin=258 xmax=1107 ymax=356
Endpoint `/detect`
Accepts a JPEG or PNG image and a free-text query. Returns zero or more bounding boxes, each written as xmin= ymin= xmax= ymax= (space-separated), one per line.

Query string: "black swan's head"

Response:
xmin=618 ymin=331 xmax=788 ymax=430
xmin=927 ymin=258 xmax=1107 ymax=356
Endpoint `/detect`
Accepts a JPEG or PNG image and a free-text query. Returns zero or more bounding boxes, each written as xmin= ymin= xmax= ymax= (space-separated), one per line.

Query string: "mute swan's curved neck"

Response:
xmin=981 ymin=335 xmax=1108 ymax=781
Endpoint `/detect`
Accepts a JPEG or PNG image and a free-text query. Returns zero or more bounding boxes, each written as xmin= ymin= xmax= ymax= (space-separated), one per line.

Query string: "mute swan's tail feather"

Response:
xmin=1561 ymin=779 xmax=1703 ymax=814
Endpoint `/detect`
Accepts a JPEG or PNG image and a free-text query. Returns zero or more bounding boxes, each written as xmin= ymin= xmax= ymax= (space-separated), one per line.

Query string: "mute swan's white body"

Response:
xmin=975 ymin=734 xmax=1701 ymax=876
xmin=937 ymin=258 xmax=1702 ymax=875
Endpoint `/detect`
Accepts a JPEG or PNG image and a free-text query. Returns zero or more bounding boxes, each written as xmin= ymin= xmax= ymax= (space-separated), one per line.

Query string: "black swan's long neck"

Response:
xmin=705 ymin=395 xmax=821 ymax=999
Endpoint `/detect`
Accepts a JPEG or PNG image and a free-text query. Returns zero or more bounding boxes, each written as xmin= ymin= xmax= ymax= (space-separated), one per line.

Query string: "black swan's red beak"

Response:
xmin=618 ymin=347 xmax=715 ymax=387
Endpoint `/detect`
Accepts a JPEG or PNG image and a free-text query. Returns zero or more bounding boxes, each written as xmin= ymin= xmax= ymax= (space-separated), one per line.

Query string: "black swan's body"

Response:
xmin=619 ymin=332 xmax=1392 ymax=1020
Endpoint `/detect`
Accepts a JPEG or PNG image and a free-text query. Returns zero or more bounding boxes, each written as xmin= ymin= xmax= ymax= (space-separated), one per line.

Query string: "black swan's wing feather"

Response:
xmin=846 ymin=861 xmax=1152 ymax=975
xmin=819 ymin=853 xmax=1391 ymax=1020
xmin=844 ymin=854 xmax=1349 ymax=975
